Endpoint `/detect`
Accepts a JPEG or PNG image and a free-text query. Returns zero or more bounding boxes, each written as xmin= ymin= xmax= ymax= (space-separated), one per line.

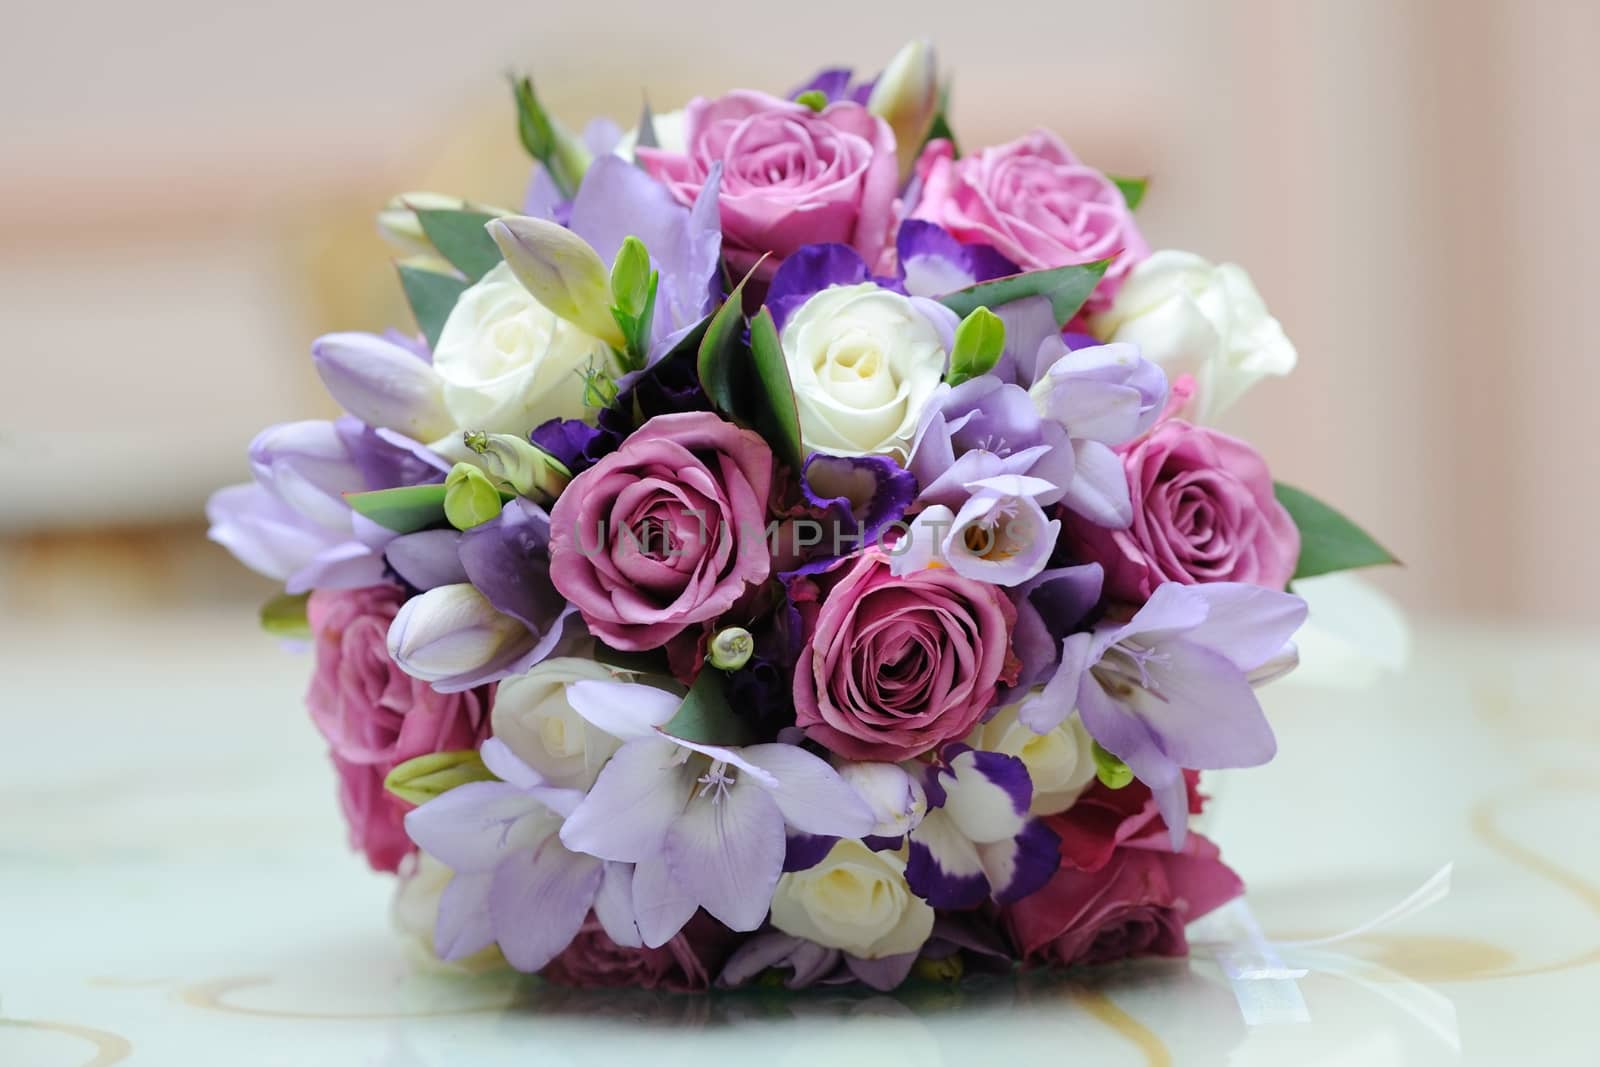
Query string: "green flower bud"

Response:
xmin=462 ymin=431 xmax=572 ymax=500
xmin=444 ymin=462 xmax=503 ymax=530
xmin=1091 ymin=741 xmax=1135 ymax=790
xmin=794 ymin=89 xmax=828 ymax=113
xmin=912 ymin=953 xmax=965 ymax=983
xmin=384 ymin=750 xmax=496 ymax=807
xmin=511 ymin=75 xmax=592 ymax=199
xmin=946 ymin=306 xmax=1007 ymax=387
xmin=610 ymin=235 xmax=653 ymax=318
xmin=582 ymin=364 xmax=620 ymax=408
xmin=708 ymin=627 xmax=755 ymax=671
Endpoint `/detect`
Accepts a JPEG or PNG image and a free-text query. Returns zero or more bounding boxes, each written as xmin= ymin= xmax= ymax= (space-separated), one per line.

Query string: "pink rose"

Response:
xmin=792 ymin=551 xmax=1018 ymax=761
xmin=541 ymin=912 xmax=737 ymax=992
xmin=637 ymin=91 xmax=898 ymax=278
xmin=1003 ymin=777 xmax=1243 ymax=967
xmin=307 ymin=585 xmax=491 ymax=871
xmin=547 ymin=412 xmax=774 ymax=652
xmin=1067 ymin=419 xmax=1299 ymax=602
xmin=910 ymin=131 xmax=1147 ymax=309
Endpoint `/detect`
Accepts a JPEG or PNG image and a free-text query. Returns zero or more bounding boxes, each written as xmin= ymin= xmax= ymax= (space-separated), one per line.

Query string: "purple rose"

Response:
xmin=911 ymin=131 xmax=1147 ymax=311
xmin=791 ymin=551 xmax=1018 ymax=761
xmin=1067 ymin=419 xmax=1300 ymax=602
xmin=541 ymin=912 xmax=738 ymax=993
xmin=638 ymin=91 xmax=898 ymax=279
xmin=307 ymin=586 xmax=491 ymax=871
xmin=547 ymin=412 xmax=774 ymax=651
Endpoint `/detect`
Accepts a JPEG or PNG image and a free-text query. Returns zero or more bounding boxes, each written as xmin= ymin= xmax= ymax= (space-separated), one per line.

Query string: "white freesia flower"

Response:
xmin=491 ymin=658 xmax=625 ymax=790
xmin=1091 ymin=250 xmax=1297 ymax=420
xmin=837 ymin=761 xmax=927 ymax=839
xmin=386 ymin=583 xmax=528 ymax=685
xmin=967 ymin=697 xmax=1097 ymax=815
xmin=769 ymin=839 xmax=934 ymax=959
xmin=781 ymin=283 xmax=951 ymax=458
xmin=431 ymin=261 xmax=618 ymax=440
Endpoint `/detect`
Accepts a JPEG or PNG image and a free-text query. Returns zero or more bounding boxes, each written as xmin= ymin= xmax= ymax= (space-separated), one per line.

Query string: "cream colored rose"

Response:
xmin=1090 ymin=250 xmax=1297 ymax=421
xmin=780 ymin=283 xmax=949 ymax=459
xmin=769 ymin=839 xmax=934 ymax=958
xmin=967 ymin=697 xmax=1097 ymax=815
xmin=491 ymin=657 xmax=624 ymax=790
xmin=431 ymin=261 xmax=618 ymax=440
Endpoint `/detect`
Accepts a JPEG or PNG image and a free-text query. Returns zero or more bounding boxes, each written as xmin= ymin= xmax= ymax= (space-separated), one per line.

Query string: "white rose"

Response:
xmin=431 ymin=260 xmax=618 ymax=440
xmin=769 ymin=839 xmax=934 ymax=959
xmin=1091 ymin=250 xmax=1297 ymax=421
xmin=780 ymin=283 xmax=950 ymax=458
xmin=967 ymin=697 xmax=1097 ymax=816
xmin=491 ymin=657 xmax=624 ymax=790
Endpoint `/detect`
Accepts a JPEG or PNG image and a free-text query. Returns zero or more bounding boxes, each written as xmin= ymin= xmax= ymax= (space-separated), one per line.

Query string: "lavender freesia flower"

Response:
xmin=1023 ymin=581 xmax=1307 ymax=847
xmin=907 ymin=376 xmax=1075 ymax=513
xmin=892 ymin=474 xmax=1061 ymax=587
xmin=207 ymin=417 xmax=444 ymax=594
xmin=558 ymin=681 xmax=875 ymax=946
xmin=903 ymin=744 xmax=1061 ymax=908
xmin=403 ymin=738 xmax=641 ymax=970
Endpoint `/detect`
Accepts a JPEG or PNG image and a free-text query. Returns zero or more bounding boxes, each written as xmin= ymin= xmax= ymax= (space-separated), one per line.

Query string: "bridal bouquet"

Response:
xmin=209 ymin=42 xmax=1395 ymax=992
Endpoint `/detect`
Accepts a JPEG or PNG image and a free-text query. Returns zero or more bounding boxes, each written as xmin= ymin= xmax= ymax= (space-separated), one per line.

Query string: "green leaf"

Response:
xmin=1110 ymin=175 xmax=1148 ymax=211
xmin=946 ymin=306 xmax=1006 ymax=387
xmin=1274 ymin=482 xmax=1400 ymax=580
xmin=398 ymin=265 xmax=468 ymax=350
xmin=345 ymin=483 xmax=448 ymax=533
xmin=939 ymin=259 xmax=1111 ymax=328
xmin=748 ymin=308 xmax=806 ymax=470
xmin=662 ymin=669 xmax=753 ymax=746
xmin=696 ymin=273 xmax=756 ymax=418
xmin=412 ymin=208 xmax=503 ymax=282
xmin=259 ymin=591 xmax=311 ymax=639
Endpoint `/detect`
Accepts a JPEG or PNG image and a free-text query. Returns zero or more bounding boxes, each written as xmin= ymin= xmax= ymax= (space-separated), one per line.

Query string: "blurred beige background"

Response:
xmin=0 ymin=0 xmax=1595 ymax=625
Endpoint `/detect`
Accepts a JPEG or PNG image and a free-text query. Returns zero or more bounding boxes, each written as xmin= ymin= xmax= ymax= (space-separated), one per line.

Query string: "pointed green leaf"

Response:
xmin=259 ymin=591 xmax=311 ymax=639
xmin=1110 ymin=175 xmax=1148 ymax=211
xmin=412 ymin=208 xmax=503 ymax=282
xmin=662 ymin=668 xmax=753 ymax=746
xmin=398 ymin=265 xmax=468 ymax=350
xmin=1275 ymin=482 xmax=1400 ymax=580
xmin=696 ymin=273 xmax=756 ymax=418
xmin=345 ymin=483 xmax=448 ymax=533
xmin=938 ymin=259 xmax=1111 ymax=328
xmin=748 ymin=307 xmax=805 ymax=470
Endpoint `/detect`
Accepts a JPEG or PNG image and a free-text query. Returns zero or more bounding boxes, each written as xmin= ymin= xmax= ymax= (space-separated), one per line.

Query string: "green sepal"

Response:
xmin=259 ymin=591 xmax=311 ymax=639
xmin=384 ymin=750 xmax=496 ymax=807
xmin=398 ymin=265 xmax=469 ymax=350
xmin=1110 ymin=175 xmax=1148 ymax=211
xmin=938 ymin=259 xmax=1111 ymax=329
xmin=411 ymin=208 xmax=503 ymax=282
xmin=662 ymin=668 xmax=754 ymax=746
xmin=1275 ymin=483 xmax=1400 ymax=581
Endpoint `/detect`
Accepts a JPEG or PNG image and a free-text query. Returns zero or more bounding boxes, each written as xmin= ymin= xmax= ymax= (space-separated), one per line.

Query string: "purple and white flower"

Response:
xmin=891 ymin=474 xmax=1060 ymax=587
xmin=903 ymin=745 xmax=1061 ymax=908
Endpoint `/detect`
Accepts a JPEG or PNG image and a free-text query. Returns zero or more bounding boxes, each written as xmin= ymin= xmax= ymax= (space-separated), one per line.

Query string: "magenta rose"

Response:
xmin=541 ymin=912 xmax=738 ymax=992
xmin=548 ymin=411 xmax=774 ymax=652
xmin=910 ymin=130 xmax=1147 ymax=309
xmin=637 ymin=90 xmax=898 ymax=278
xmin=1005 ymin=777 xmax=1242 ymax=967
xmin=307 ymin=585 xmax=491 ymax=872
xmin=1067 ymin=419 xmax=1299 ymax=602
xmin=792 ymin=550 xmax=1018 ymax=761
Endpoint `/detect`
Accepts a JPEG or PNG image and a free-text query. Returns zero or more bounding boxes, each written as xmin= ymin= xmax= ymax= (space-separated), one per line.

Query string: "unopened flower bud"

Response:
xmin=867 ymin=40 xmax=939 ymax=179
xmin=311 ymin=332 xmax=452 ymax=441
xmin=444 ymin=463 xmax=503 ymax=530
xmin=387 ymin=583 xmax=528 ymax=685
xmin=837 ymin=761 xmax=927 ymax=838
xmin=708 ymin=627 xmax=755 ymax=671
xmin=384 ymin=750 xmax=495 ymax=807
xmin=462 ymin=431 xmax=572 ymax=499
xmin=946 ymin=306 xmax=1006 ymax=387
xmin=1091 ymin=741 xmax=1135 ymax=790
xmin=794 ymin=89 xmax=828 ymax=113
xmin=609 ymin=235 xmax=653 ymax=319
